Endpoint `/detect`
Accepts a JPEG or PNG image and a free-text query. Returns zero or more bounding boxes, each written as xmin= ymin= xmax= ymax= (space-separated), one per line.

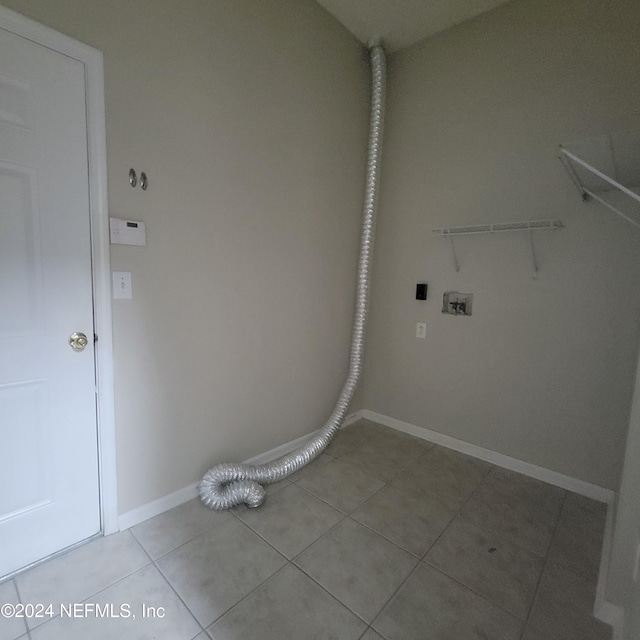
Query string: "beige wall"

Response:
xmin=1 ymin=0 xmax=368 ymax=513
xmin=7 ymin=0 xmax=640 ymax=515
xmin=363 ymin=0 xmax=640 ymax=490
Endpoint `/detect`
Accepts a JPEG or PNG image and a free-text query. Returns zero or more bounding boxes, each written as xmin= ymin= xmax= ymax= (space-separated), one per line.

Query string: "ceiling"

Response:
xmin=314 ymin=0 xmax=513 ymax=51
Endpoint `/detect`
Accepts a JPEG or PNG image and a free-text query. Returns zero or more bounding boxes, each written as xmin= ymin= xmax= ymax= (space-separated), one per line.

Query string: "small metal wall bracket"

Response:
xmin=129 ymin=168 xmax=149 ymax=190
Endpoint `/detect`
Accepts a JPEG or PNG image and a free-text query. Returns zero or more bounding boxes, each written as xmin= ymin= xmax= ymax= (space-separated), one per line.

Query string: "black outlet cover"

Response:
xmin=416 ymin=283 xmax=427 ymax=300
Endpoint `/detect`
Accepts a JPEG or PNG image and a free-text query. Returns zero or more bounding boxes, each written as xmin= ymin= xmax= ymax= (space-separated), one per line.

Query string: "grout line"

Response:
xmin=367 ymin=558 xmax=425 ymax=634
xmin=132 ymin=531 xmax=205 ymax=635
xmin=201 ymin=562 xmax=292 ymax=631
xmin=129 ymin=510 xmax=234 ymax=562
xmin=349 ymin=516 xmax=425 ymax=560
xmin=16 ymin=532 xmax=155 ymax=634
xmin=22 ymin=561 xmax=154 ymax=633
xmin=518 ymin=491 xmax=569 ymax=639
xmin=228 ymin=512 xmax=296 ymax=561
xmin=291 ymin=467 xmax=389 ymax=518
xmin=418 ymin=459 xmax=495 ymax=561
xmin=292 ymin=561 xmax=372 ymax=626
xmin=151 ymin=517 xmax=288 ymax=631
xmin=11 ymin=578 xmax=30 ymax=638
xmin=425 ymin=562 xmax=530 ymax=626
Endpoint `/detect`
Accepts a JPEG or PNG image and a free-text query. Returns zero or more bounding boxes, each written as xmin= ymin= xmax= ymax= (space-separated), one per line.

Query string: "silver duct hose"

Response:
xmin=200 ymin=42 xmax=386 ymax=511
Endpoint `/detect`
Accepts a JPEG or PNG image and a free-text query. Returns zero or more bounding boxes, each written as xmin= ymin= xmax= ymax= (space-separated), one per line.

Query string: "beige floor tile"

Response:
xmin=237 ymin=483 xmax=344 ymax=558
xmin=338 ymin=426 xmax=432 ymax=482
xmin=527 ymin=561 xmax=611 ymax=640
xmin=483 ymin=468 xmax=566 ymax=511
xmin=352 ymin=484 xmax=454 ymax=557
xmin=286 ymin=453 xmax=335 ymax=482
xmin=425 ymin=517 xmax=544 ymax=618
xmin=29 ymin=564 xmax=200 ymax=640
xmin=459 ymin=483 xmax=561 ymax=555
xmin=157 ymin=517 xmax=285 ymax=627
xmin=7 ymin=422 xmax=613 ymax=640
xmin=547 ymin=494 xmax=606 ymax=581
xmin=391 ymin=446 xmax=491 ymax=513
xmin=354 ymin=421 xmax=432 ymax=454
xmin=16 ymin=531 xmax=149 ymax=630
xmin=565 ymin=493 xmax=608 ymax=518
xmin=295 ymin=518 xmax=418 ymax=623
xmin=132 ymin=498 xmax=231 ymax=559
xmin=208 ymin=564 xmax=366 ymax=640
xmin=337 ymin=445 xmax=405 ymax=482
xmin=520 ymin=627 xmax=546 ymax=640
xmin=0 ymin=580 xmax=28 ymax=640
xmin=295 ymin=459 xmax=385 ymax=513
xmin=325 ymin=425 xmax=369 ymax=458
xmin=372 ymin=563 xmax=522 ymax=640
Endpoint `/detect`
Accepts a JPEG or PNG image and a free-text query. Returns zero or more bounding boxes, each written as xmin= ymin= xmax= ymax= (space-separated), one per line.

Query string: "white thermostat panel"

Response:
xmin=110 ymin=217 xmax=146 ymax=246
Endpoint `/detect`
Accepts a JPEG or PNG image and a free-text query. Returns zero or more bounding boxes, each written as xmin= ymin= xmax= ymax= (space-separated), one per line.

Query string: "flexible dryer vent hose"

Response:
xmin=199 ymin=42 xmax=386 ymax=510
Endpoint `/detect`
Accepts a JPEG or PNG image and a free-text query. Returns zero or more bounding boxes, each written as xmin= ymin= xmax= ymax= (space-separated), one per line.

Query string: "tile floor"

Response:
xmin=1 ymin=419 xmax=612 ymax=640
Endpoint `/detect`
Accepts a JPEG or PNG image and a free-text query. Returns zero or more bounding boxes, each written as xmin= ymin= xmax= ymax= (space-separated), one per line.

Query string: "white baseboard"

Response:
xmin=118 ymin=412 xmax=364 ymax=531
xmin=118 ymin=482 xmax=200 ymax=531
xmin=595 ymin=600 xmax=624 ymax=640
xmin=360 ymin=410 xmax=615 ymax=504
xmin=594 ymin=498 xmax=625 ymax=639
xmin=343 ymin=410 xmax=365 ymax=427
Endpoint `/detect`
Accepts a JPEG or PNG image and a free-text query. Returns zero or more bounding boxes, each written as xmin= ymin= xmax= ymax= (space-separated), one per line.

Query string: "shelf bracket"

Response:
xmin=528 ymin=225 xmax=538 ymax=275
xmin=449 ymin=235 xmax=460 ymax=272
xmin=558 ymin=152 xmax=589 ymax=201
xmin=559 ymin=145 xmax=640 ymax=229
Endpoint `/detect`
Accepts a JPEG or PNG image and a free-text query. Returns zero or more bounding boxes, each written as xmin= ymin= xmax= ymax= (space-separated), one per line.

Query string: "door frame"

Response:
xmin=0 ymin=6 xmax=118 ymax=535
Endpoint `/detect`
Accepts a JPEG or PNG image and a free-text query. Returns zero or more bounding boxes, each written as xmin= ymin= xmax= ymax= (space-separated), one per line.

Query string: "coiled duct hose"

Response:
xmin=199 ymin=42 xmax=386 ymax=510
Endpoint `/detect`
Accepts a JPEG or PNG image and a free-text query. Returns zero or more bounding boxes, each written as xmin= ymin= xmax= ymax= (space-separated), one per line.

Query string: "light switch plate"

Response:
xmin=112 ymin=271 xmax=132 ymax=299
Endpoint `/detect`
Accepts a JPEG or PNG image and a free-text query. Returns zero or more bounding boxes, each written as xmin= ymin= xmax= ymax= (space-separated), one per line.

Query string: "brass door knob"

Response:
xmin=69 ymin=332 xmax=89 ymax=351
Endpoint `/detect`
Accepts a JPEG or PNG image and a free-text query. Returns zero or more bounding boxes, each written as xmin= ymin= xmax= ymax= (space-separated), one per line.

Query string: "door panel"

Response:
xmin=0 ymin=26 xmax=100 ymax=577
xmin=0 ymin=162 xmax=42 ymax=335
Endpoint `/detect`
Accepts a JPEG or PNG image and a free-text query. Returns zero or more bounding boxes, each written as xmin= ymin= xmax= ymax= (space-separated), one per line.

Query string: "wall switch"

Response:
xmin=112 ymin=271 xmax=132 ymax=299
xmin=416 ymin=322 xmax=426 ymax=339
xmin=416 ymin=283 xmax=428 ymax=300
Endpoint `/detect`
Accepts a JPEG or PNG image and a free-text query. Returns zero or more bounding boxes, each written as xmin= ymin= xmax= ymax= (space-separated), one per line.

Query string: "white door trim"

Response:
xmin=0 ymin=6 xmax=118 ymax=534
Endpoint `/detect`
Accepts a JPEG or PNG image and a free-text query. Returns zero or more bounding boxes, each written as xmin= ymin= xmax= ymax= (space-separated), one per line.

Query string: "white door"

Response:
xmin=0 ymin=25 xmax=100 ymax=577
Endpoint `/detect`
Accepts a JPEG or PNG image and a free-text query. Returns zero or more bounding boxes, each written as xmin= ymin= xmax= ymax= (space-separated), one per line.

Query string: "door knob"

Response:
xmin=69 ymin=332 xmax=89 ymax=351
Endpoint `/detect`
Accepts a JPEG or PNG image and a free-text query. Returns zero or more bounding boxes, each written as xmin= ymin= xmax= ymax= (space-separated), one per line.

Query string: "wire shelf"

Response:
xmin=431 ymin=219 xmax=563 ymax=274
xmin=432 ymin=219 xmax=564 ymax=236
xmin=559 ymin=131 xmax=640 ymax=229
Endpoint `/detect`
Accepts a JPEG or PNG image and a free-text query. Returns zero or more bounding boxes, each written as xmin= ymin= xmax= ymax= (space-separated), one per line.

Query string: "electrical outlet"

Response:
xmin=416 ymin=322 xmax=426 ymax=339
